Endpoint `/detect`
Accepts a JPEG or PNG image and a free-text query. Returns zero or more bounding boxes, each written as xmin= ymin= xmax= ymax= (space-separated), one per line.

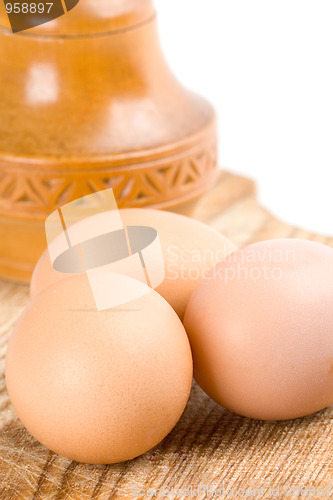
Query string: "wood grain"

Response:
xmin=1 ymin=172 xmax=333 ymax=500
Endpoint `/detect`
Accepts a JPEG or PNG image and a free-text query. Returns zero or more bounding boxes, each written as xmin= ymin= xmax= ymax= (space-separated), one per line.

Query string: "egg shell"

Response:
xmin=184 ymin=238 xmax=333 ymax=420
xmin=6 ymin=274 xmax=193 ymax=464
xmin=30 ymin=209 xmax=236 ymax=319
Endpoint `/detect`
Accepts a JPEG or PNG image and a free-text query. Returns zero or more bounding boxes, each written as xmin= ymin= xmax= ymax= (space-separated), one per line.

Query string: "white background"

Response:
xmin=154 ymin=0 xmax=332 ymax=235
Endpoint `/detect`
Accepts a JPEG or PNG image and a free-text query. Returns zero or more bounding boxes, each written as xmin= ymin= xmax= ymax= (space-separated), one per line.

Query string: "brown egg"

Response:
xmin=30 ymin=209 xmax=236 ymax=319
xmin=6 ymin=274 xmax=193 ymax=464
xmin=184 ymin=239 xmax=333 ymax=420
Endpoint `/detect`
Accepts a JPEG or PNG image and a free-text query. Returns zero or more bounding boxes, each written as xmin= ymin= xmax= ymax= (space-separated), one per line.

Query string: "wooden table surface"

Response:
xmin=1 ymin=172 xmax=333 ymax=499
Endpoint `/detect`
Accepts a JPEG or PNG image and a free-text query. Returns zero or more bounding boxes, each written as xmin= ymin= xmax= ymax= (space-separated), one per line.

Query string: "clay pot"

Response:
xmin=0 ymin=0 xmax=217 ymax=282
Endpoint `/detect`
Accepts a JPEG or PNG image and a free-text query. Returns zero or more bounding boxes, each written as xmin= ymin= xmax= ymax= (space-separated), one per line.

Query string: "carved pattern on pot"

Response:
xmin=0 ymin=140 xmax=217 ymax=219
